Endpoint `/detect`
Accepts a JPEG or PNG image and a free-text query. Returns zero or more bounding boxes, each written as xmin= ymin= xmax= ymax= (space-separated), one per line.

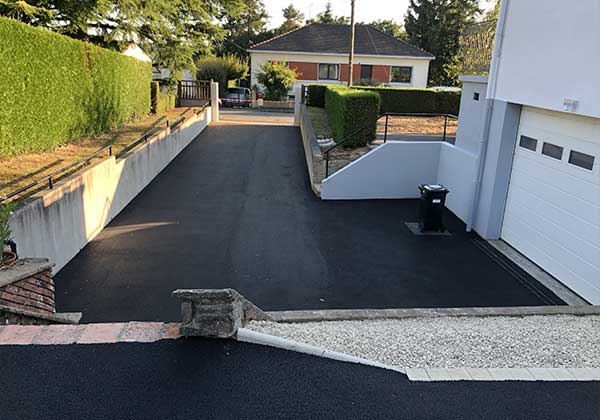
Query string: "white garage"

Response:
xmin=501 ymin=107 xmax=600 ymax=304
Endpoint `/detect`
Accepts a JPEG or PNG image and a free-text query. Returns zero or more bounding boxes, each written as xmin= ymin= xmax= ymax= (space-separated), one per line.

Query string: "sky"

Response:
xmin=264 ymin=0 xmax=496 ymax=28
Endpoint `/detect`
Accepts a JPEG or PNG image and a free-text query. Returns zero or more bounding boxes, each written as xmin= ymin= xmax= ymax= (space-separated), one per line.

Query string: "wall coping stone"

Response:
xmin=0 ymin=258 xmax=54 ymax=289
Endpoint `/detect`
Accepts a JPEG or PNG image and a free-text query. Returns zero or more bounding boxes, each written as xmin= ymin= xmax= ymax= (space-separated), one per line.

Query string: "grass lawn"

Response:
xmin=377 ymin=115 xmax=458 ymax=136
xmin=0 ymin=108 xmax=200 ymax=203
xmin=307 ymin=106 xmax=333 ymax=139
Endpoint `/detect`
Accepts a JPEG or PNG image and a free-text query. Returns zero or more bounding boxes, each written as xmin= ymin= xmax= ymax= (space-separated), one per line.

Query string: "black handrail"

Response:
xmin=0 ymin=105 xmax=207 ymax=203
xmin=324 ymin=112 xmax=459 ymax=178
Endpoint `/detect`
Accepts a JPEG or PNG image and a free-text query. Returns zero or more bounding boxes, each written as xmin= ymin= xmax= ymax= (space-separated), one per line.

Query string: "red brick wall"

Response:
xmin=0 ymin=269 xmax=55 ymax=315
xmin=288 ymin=61 xmax=317 ymax=80
xmin=287 ymin=61 xmax=391 ymax=83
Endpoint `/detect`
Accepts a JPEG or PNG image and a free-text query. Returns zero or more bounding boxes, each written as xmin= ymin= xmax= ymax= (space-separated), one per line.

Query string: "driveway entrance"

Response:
xmin=55 ymin=123 xmax=562 ymax=322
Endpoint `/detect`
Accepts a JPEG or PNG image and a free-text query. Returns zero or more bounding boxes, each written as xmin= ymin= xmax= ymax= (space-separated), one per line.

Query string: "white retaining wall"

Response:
xmin=321 ymin=141 xmax=477 ymax=222
xmin=10 ymin=108 xmax=211 ymax=273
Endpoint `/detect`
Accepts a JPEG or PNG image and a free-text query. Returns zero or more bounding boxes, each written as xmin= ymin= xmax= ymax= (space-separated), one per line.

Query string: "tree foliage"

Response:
xmin=196 ymin=54 xmax=248 ymax=95
xmin=405 ymin=0 xmax=480 ymax=86
xmin=368 ymin=19 xmax=407 ymax=40
xmin=217 ymin=0 xmax=272 ymax=58
xmin=307 ymin=1 xmax=348 ymax=25
xmin=256 ymin=61 xmax=296 ymax=101
xmin=0 ymin=0 xmax=245 ymax=80
xmin=275 ymin=4 xmax=304 ymax=35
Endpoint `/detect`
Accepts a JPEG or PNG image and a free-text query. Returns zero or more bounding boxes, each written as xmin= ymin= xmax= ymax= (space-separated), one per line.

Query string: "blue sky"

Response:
xmin=264 ymin=0 xmax=496 ymax=28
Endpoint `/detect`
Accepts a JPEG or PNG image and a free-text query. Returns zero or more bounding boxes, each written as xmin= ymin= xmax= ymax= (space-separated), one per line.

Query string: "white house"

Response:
xmin=249 ymin=24 xmax=433 ymax=91
xmin=319 ymin=0 xmax=600 ymax=304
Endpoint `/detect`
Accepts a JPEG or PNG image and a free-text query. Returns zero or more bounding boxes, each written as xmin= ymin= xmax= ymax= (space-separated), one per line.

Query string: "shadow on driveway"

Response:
xmin=55 ymin=123 xmax=561 ymax=322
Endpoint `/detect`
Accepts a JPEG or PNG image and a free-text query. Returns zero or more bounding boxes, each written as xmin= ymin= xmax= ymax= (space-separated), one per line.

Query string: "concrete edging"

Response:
xmin=266 ymin=305 xmax=600 ymax=323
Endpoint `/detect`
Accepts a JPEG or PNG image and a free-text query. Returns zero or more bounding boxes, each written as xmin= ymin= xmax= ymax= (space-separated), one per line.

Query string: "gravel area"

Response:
xmin=247 ymin=315 xmax=600 ymax=369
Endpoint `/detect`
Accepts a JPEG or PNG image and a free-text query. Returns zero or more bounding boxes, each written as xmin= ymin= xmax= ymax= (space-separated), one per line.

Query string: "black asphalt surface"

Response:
xmin=55 ymin=123 xmax=560 ymax=322
xmin=0 ymin=340 xmax=598 ymax=420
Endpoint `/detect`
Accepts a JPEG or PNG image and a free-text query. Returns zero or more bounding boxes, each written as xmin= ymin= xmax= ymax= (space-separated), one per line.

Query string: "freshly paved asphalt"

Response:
xmin=0 ymin=340 xmax=598 ymax=420
xmin=55 ymin=123 xmax=560 ymax=322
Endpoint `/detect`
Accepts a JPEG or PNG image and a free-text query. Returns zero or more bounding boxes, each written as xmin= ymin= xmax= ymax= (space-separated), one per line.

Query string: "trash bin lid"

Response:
xmin=421 ymin=184 xmax=447 ymax=192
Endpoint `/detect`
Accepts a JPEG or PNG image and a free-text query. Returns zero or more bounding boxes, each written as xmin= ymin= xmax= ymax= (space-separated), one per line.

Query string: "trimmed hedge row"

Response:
xmin=151 ymin=82 xmax=176 ymax=114
xmin=0 ymin=17 xmax=151 ymax=156
xmin=355 ymin=87 xmax=461 ymax=116
xmin=324 ymin=86 xmax=380 ymax=148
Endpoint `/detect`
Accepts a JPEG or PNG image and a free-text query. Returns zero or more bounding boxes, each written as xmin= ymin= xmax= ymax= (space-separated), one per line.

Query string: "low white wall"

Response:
xmin=321 ymin=142 xmax=441 ymax=200
xmin=321 ymin=141 xmax=477 ymax=223
xmin=10 ymin=108 xmax=211 ymax=273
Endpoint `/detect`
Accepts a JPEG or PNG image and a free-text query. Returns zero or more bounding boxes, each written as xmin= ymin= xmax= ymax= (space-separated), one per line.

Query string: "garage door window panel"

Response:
xmin=568 ymin=150 xmax=595 ymax=171
xmin=541 ymin=142 xmax=564 ymax=160
xmin=519 ymin=135 xmax=538 ymax=151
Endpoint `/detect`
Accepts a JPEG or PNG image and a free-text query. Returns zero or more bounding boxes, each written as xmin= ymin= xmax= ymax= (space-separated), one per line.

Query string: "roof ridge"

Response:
xmin=248 ymin=23 xmax=315 ymax=51
xmin=363 ymin=24 xmax=434 ymax=58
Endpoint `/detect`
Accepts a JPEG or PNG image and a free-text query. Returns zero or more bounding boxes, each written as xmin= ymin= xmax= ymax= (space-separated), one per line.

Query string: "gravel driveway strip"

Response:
xmin=247 ymin=315 xmax=600 ymax=369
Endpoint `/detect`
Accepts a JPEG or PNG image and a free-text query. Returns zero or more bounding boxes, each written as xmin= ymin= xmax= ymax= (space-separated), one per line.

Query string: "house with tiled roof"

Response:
xmin=248 ymin=24 xmax=434 ymax=91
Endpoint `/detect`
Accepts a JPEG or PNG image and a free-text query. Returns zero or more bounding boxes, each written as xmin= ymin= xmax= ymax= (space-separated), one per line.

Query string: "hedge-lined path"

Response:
xmin=55 ymin=123 xmax=561 ymax=322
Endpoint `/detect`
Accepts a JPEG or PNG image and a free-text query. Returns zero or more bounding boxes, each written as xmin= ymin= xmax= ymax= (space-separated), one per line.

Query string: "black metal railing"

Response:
xmin=324 ymin=112 xmax=459 ymax=178
xmin=0 ymin=106 xmax=207 ymax=203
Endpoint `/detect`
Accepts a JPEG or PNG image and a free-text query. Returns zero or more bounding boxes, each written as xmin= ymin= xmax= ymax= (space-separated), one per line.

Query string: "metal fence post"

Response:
xmin=384 ymin=114 xmax=389 ymax=143
xmin=443 ymin=115 xmax=448 ymax=143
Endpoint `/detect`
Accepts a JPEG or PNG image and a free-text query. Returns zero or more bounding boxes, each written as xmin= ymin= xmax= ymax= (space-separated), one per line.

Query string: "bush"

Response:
xmin=0 ymin=17 xmax=151 ymax=156
xmin=257 ymin=61 xmax=297 ymax=101
xmin=354 ymin=87 xmax=461 ymax=115
xmin=324 ymin=86 xmax=380 ymax=148
xmin=150 ymin=81 xmax=176 ymax=114
xmin=306 ymin=85 xmax=326 ymax=108
xmin=195 ymin=54 xmax=248 ymax=97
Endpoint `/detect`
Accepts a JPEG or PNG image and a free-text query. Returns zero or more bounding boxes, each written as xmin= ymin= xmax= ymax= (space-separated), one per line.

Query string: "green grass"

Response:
xmin=308 ymin=106 xmax=333 ymax=139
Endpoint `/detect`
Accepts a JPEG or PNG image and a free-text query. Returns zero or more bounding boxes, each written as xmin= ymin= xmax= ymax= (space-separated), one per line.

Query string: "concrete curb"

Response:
xmin=266 ymin=305 xmax=600 ymax=323
xmin=236 ymin=328 xmax=404 ymax=374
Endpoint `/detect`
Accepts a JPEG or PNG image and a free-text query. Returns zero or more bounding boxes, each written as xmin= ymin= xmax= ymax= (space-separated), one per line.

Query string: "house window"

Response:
xmin=542 ymin=142 xmax=563 ymax=160
xmin=391 ymin=66 xmax=412 ymax=83
xmin=519 ymin=135 xmax=537 ymax=151
xmin=568 ymin=150 xmax=595 ymax=171
xmin=318 ymin=64 xmax=340 ymax=80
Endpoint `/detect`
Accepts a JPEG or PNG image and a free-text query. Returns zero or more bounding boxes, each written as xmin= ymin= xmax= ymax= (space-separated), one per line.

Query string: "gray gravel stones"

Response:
xmin=247 ymin=315 xmax=600 ymax=369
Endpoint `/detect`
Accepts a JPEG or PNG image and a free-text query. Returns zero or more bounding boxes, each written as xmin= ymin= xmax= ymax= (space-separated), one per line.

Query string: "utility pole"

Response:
xmin=348 ymin=0 xmax=356 ymax=86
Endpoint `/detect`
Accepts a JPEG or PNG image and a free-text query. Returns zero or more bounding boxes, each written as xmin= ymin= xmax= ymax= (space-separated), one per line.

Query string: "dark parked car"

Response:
xmin=221 ymin=87 xmax=251 ymax=108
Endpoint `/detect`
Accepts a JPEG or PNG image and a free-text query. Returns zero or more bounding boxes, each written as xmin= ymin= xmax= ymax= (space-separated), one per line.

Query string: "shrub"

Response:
xmin=0 ymin=17 xmax=151 ymax=156
xmin=257 ymin=61 xmax=297 ymax=101
xmin=355 ymin=87 xmax=461 ymax=115
xmin=195 ymin=54 xmax=248 ymax=97
xmin=0 ymin=203 xmax=15 ymax=252
xmin=150 ymin=81 xmax=176 ymax=114
xmin=306 ymin=85 xmax=326 ymax=107
xmin=324 ymin=86 xmax=380 ymax=148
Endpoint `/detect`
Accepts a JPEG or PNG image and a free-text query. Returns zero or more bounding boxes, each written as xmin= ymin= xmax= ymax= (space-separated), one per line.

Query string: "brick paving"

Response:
xmin=0 ymin=323 xmax=181 ymax=345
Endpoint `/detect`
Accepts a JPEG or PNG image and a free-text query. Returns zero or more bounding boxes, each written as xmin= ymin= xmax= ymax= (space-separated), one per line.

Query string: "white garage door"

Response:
xmin=502 ymin=107 xmax=600 ymax=304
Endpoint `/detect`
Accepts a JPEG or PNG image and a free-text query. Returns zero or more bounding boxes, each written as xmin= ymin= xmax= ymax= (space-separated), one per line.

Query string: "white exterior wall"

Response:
xmin=249 ymin=51 xmax=431 ymax=90
xmin=492 ymin=0 xmax=600 ymax=118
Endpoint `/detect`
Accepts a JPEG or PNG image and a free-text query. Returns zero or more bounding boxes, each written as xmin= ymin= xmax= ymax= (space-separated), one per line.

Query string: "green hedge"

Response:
xmin=324 ymin=86 xmax=380 ymax=148
xmin=0 ymin=17 xmax=151 ymax=156
xmin=306 ymin=85 xmax=326 ymax=108
xmin=151 ymin=82 xmax=176 ymax=114
xmin=354 ymin=87 xmax=461 ymax=116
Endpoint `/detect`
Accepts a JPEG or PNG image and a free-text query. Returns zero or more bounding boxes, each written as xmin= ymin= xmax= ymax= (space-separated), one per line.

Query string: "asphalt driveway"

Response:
xmin=1 ymin=340 xmax=598 ymax=420
xmin=55 ymin=122 xmax=562 ymax=322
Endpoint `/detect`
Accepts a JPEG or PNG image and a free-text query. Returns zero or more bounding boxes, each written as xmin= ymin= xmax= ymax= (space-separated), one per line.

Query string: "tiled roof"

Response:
xmin=249 ymin=24 xmax=433 ymax=58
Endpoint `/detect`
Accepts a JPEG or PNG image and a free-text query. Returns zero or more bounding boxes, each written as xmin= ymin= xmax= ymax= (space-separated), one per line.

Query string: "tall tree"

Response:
xmin=218 ymin=0 xmax=272 ymax=58
xmin=0 ymin=0 xmax=246 ymax=80
xmin=405 ymin=0 xmax=480 ymax=86
xmin=368 ymin=19 xmax=407 ymax=40
xmin=484 ymin=0 xmax=500 ymax=20
xmin=275 ymin=4 xmax=304 ymax=35
xmin=307 ymin=1 xmax=349 ymax=24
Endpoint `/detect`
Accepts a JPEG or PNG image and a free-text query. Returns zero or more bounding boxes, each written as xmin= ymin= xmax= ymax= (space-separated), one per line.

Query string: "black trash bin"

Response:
xmin=418 ymin=184 xmax=449 ymax=232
